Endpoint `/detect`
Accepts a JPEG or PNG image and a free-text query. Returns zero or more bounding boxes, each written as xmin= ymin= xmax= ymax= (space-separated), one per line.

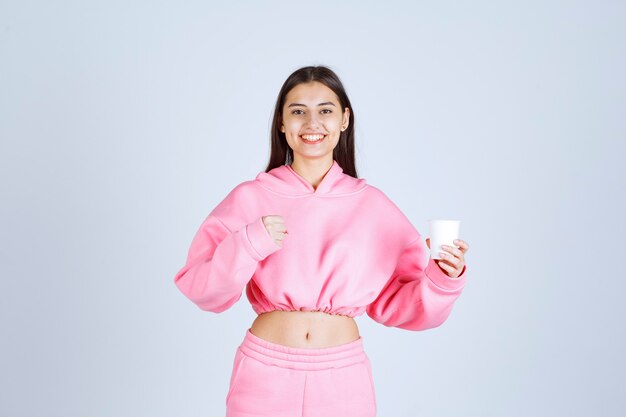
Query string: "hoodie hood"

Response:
xmin=255 ymin=159 xmax=368 ymax=196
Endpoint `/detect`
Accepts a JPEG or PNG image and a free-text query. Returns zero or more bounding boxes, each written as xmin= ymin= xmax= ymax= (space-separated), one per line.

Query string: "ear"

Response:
xmin=343 ymin=107 xmax=350 ymax=129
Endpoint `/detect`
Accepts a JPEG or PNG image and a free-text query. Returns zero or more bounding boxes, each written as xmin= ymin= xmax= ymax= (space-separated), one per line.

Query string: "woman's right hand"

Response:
xmin=261 ymin=215 xmax=288 ymax=248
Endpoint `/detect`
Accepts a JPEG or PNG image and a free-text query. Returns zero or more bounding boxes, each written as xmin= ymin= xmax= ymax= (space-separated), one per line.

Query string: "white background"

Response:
xmin=1 ymin=1 xmax=624 ymax=416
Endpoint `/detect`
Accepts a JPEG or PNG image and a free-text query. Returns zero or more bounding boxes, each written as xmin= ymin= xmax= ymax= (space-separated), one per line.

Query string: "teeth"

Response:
xmin=301 ymin=134 xmax=325 ymax=141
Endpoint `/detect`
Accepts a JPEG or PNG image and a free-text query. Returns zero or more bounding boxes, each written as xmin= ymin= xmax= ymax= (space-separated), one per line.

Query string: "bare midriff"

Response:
xmin=249 ymin=310 xmax=361 ymax=349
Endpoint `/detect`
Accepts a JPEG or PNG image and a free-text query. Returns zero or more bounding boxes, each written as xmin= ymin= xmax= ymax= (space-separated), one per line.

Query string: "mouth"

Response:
xmin=299 ymin=134 xmax=327 ymax=144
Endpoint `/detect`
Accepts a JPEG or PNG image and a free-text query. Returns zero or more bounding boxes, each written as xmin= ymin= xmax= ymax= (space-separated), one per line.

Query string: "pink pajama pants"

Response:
xmin=225 ymin=328 xmax=377 ymax=417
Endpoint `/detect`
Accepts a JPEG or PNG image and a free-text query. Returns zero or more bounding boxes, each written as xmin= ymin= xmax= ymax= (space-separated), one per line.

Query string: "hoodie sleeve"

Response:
xmin=366 ymin=235 xmax=467 ymax=331
xmin=174 ymin=213 xmax=281 ymax=312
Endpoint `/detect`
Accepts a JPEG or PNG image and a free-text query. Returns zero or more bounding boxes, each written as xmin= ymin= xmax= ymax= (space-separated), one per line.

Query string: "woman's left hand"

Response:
xmin=426 ymin=238 xmax=469 ymax=279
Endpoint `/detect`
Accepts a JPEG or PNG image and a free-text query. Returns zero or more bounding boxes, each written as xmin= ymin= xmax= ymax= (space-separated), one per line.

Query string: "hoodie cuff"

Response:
xmin=244 ymin=216 xmax=281 ymax=260
xmin=425 ymin=257 xmax=467 ymax=291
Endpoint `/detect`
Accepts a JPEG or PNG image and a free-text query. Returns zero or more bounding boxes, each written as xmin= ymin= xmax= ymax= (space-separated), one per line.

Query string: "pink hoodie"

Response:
xmin=174 ymin=159 xmax=467 ymax=331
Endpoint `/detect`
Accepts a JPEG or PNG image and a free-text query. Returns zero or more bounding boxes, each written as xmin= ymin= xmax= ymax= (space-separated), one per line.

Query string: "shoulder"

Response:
xmin=208 ymin=179 xmax=259 ymax=219
xmin=362 ymin=184 xmax=421 ymax=242
xmin=362 ymin=184 xmax=404 ymax=213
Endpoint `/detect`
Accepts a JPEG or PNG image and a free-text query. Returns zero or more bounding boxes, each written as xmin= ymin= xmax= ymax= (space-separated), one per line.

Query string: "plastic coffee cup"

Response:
xmin=427 ymin=220 xmax=461 ymax=260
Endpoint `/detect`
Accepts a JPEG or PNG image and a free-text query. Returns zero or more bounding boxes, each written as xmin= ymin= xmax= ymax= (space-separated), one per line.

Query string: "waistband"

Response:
xmin=238 ymin=328 xmax=367 ymax=371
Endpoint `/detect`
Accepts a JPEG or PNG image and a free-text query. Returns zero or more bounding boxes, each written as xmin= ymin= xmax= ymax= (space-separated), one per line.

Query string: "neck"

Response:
xmin=290 ymin=158 xmax=334 ymax=190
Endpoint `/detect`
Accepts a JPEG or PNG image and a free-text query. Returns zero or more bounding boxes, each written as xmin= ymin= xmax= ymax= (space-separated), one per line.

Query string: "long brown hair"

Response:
xmin=265 ymin=65 xmax=358 ymax=178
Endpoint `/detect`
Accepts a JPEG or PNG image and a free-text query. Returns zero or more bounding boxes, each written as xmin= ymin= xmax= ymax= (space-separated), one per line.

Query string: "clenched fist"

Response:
xmin=262 ymin=215 xmax=288 ymax=248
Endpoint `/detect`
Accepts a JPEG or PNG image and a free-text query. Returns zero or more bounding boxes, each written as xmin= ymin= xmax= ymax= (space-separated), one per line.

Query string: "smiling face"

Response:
xmin=281 ymin=81 xmax=350 ymax=164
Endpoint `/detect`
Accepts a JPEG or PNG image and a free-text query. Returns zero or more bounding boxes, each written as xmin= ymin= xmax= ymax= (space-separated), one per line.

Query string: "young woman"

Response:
xmin=174 ymin=65 xmax=470 ymax=416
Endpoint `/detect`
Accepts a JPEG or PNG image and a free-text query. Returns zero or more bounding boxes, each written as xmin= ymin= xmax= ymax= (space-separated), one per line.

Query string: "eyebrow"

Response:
xmin=287 ymin=102 xmax=336 ymax=108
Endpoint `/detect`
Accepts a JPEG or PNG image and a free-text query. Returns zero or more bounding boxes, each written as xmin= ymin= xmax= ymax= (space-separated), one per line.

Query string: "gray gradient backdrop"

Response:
xmin=1 ymin=1 xmax=624 ymax=416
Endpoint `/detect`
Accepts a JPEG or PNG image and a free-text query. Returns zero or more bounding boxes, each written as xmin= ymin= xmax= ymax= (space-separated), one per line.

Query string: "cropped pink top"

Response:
xmin=174 ymin=159 xmax=468 ymax=331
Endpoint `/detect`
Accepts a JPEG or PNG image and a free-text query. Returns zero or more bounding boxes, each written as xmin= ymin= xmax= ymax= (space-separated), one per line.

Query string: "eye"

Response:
xmin=321 ymin=109 xmax=332 ymax=114
xmin=291 ymin=109 xmax=304 ymax=115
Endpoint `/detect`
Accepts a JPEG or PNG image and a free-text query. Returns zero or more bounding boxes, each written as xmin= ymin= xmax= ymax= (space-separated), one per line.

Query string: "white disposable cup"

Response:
xmin=427 ymin=220 xmax=461 ymax=259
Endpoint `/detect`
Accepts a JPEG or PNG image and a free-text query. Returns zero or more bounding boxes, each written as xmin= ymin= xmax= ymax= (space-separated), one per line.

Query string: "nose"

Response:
xmin=303 ymin=112 xmax=322 ymax=128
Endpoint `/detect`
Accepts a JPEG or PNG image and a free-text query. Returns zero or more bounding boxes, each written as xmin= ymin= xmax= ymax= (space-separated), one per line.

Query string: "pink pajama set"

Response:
xmin=174 ymin=160 xmax=468 ymax=416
